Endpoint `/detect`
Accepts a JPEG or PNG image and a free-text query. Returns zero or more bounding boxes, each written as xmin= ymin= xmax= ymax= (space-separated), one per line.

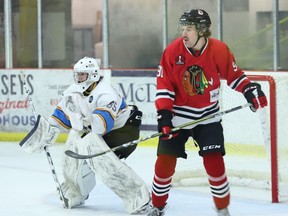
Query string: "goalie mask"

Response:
xmin=73 ymin=57 xmax=100 ymax=91
xmin=179 ymin=9 xmax=211 ymax=37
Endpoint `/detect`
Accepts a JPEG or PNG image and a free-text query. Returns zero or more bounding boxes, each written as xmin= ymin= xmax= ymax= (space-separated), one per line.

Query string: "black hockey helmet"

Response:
xmin=179 ymin=9 xmax=211 ymax=36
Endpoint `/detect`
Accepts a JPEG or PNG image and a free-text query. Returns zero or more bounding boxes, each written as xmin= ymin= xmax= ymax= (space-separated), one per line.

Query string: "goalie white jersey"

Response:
xmin=19 ymin=57 xmax=150 ymax=213
xmin=49 ymin=79 xmax=131 ymax=135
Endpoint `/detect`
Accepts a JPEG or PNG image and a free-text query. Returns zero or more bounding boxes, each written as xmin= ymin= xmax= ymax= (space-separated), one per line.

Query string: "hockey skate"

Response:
xmin=132 ymin=201 xmax=151 ymax=214
xmin=216 ymin=208 xmax=230 ymax=216
xmin=146 ymin=206 xmax=165 ymax=216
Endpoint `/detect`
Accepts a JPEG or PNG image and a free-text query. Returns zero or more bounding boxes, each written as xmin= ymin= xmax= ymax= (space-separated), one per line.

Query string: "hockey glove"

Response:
xmin=19 ymin=115 xmax=60 ymax=153
xmin=243 ymin=83 xmax=268 ymax=112
xmin=157 ymin=109 xmax=178 ymax=140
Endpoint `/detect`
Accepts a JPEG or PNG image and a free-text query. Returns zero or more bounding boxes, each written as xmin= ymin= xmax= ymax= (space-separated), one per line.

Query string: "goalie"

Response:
xmin=20 ymin=57 xmax=150 ymax=214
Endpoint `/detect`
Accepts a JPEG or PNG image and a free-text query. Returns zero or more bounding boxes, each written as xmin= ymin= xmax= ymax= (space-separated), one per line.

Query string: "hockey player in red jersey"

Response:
xmin=147 ymin=9 xmax=268 ymax=216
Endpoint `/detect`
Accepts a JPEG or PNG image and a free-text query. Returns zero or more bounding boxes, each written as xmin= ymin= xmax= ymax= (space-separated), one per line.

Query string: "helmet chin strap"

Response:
xmin=192 ymin=32 xmax=202 ymax=48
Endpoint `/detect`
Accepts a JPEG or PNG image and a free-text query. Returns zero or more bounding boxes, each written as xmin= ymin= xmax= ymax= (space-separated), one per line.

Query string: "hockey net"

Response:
xmin=172 ymin=72 xmax=288 ymax=203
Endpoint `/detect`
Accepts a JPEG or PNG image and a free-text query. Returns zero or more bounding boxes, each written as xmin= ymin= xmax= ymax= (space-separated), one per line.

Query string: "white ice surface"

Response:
xmin=0 ymin=142 xmax=287 ymax=216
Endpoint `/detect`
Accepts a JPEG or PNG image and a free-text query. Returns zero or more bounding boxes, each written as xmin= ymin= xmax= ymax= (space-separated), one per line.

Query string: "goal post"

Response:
xmin=172 ymin=72 xmax=288 ymax=203
xmin=248 ymin=75 xmax=278 ymax=202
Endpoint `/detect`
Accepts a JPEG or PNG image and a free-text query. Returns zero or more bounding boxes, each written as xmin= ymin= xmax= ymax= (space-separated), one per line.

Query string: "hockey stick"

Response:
xmin=20 ymin=72 xmax=69 ymax=208
xmin=65 ymin=103 xmax=251 ymax=159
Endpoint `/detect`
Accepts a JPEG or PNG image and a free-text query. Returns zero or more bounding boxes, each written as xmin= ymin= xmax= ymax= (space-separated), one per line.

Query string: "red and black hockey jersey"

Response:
xmin=156 ymin=37 xmax=250 ymax=128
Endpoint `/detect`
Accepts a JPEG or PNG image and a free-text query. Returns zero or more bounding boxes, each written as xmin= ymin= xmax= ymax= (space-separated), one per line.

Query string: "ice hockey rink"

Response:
xmin=1 ymin=141 xmax=288 ymax=216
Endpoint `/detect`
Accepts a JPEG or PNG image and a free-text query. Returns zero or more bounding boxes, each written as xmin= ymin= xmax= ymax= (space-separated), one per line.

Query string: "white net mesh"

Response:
xmin=172 ymin=73 xmax=288 ymax=202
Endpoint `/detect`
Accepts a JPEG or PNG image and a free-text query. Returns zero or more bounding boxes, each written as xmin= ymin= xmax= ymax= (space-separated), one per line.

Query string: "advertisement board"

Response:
xmin=0 ymin=69 xmax=73 ymax=132
xmin=111 ymin=69 xmax=157 ymax=131
xmin=0 ymin=69 xmax=157 ymax=136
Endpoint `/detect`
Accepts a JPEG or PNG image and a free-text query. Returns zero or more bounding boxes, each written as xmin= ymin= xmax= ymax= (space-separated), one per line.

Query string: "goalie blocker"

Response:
xmin=19 ymin=115 xmax=60 ymax=153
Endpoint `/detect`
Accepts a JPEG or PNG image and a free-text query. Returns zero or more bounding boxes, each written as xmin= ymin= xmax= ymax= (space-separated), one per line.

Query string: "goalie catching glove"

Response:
xmin=19 ymin=115 xmax=60 ymax=153
xmin=157 ymin=109 xmax=178 ymax=140
xmin=243 ymin=82 xmax=268 ymax=112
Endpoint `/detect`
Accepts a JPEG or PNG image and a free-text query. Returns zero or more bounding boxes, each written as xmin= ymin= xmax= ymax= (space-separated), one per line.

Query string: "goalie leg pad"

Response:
xmin=19 ymin=115 xmax=60 ymax=153
xmin=62 ymin=130 xmax=96 ymax=208
xmin=78 ymin=132 xmax=150 ymax=214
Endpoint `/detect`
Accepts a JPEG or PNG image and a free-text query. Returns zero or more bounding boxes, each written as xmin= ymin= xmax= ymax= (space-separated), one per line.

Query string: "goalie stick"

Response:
xmin=20 ymin=72 xmax=69 ymax=208
xmin=65 ymin=103 xmax=251 ymax=159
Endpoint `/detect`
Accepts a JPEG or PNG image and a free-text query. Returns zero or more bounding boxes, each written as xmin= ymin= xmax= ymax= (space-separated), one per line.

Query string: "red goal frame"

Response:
xmin=248 ymin=75 xmax=277 ymax=203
